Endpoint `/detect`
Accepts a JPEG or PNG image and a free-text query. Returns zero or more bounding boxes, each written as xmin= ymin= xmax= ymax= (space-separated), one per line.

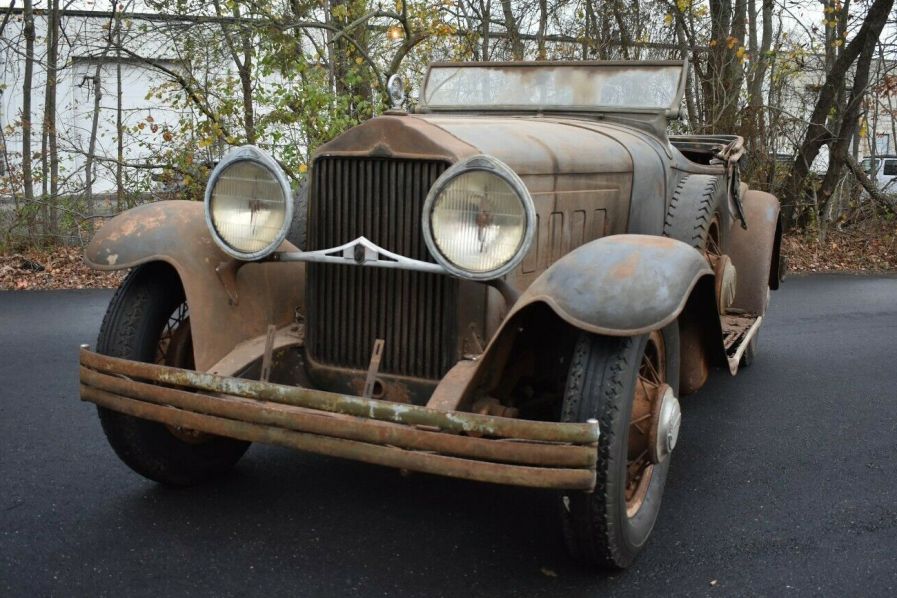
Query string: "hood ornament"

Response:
xmin=387 ymin=74 xmax=406 ymax=110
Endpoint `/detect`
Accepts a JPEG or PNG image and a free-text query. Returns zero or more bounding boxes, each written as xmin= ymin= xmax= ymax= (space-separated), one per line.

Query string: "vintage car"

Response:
xmin=79 ymin=60 xmax=782 ymax=569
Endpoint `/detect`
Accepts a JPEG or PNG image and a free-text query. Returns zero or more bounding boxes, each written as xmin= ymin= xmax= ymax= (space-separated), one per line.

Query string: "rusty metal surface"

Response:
xmin=521 ymin=116 xmax=670 ymax=235
xmin=79 ymin=348 xmax=598 ymax=490
xmin=420 ymin=116 xmax=632 ymax=176
xmin=79 ymin=367 xmax=595 ymax=469
xmin=722 ymin=315 xmax=757 ymax=352
xmin=312 ymin=114 xmax=478 ymax=163
xmin=81 ymin=349 xmax=598 ymax=444
xmin=84 ymin=201 xmax=305 ymax=371
xmin=83 ymin=386 xmax=594 ymax=490
xmin=724 ymin=316 xmax=763 ymax=375
xmin=206 ymin=324 xmax=303 ymax=377
xmin=503 ymin=234 xmax=713 ymax=337
xmin=728 ymin=189 xmax=782 ymax=315
xmin=306 ymin=157 xmax=457 ymax=382
xmin=426 ymin=359 xmax=479 ymax=412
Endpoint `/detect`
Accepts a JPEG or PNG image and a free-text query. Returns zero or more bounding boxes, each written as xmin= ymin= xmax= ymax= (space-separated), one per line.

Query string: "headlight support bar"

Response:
xmin=270 ymin=235 xmax=445 ymax=274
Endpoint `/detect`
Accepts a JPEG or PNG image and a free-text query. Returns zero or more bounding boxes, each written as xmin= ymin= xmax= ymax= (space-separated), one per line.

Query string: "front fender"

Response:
xmin=86 ymin=201 xmax=305 ymax=372
xmin=508 ymin=234 xmax=713 ymax=336
xmin=427 ymin=235 xmax=719 ymax=411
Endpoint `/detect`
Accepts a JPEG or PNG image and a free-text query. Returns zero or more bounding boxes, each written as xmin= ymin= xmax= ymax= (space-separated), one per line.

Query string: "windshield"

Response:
xmin=422 ymin=63 xmax=685 ymax=112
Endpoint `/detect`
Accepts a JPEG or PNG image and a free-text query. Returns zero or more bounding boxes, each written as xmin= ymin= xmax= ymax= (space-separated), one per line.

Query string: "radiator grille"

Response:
xmin=306 ymin=157 xmax=457 ymax=379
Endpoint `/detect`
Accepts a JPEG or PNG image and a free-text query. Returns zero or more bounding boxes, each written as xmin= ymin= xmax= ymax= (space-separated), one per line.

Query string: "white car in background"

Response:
xmin=862 ymin=155 xmax=897 ymax=193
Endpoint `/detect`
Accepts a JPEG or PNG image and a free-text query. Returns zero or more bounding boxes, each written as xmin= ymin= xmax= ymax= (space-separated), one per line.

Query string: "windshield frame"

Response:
xmin=419 ymin=60 xmax=690 ymax=118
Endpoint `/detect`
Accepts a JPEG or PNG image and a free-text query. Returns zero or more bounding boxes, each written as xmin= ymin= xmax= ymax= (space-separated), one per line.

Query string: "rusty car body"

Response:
xmin=80 ymin=60 xmax=781 ymax=569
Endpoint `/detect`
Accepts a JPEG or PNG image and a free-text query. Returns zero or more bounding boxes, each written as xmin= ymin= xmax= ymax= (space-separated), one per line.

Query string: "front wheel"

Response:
xmin=558 ymin=324 xmax=681 ymax=569
xmin=96 ymin=263 xmax=250 ymax=486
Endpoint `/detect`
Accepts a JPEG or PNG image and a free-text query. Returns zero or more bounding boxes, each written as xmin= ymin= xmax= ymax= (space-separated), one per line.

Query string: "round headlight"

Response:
xmin=204 ymin=146 xmax=293 ymax=260
xmin=423 ymin=155 xmax=535 ymax=280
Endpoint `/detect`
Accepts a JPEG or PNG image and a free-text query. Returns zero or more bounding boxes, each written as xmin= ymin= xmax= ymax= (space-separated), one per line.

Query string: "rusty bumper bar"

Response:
xmin=79 ymin=348 xmax=599 ymax=491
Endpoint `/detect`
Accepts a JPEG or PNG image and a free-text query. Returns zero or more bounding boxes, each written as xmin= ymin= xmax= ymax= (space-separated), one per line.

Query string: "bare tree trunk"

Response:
xmin=845 ymin=155 xmax=897 ymax=210
xmin=115 ymin=8 xmax=124 ymax=211
xmin=22 ymin=0 xmax=35 ymax=214
xmin=816 ymin=3 xmax=884 ymax=219
xmin=499 ymin=0 xmax=524 ymax=59
xmin=213 ymin=0 xmax=256 ymax=143
xmin=707 ymin=0 xmax=733 ymax=131
xmin=610 ymin=1 xmax=631 ymax=60
xmin=85 ymin=68 xmax=102 ymax=237
xmin=328 ymin=0 xmax=372 ymax=120
xmin=479 ymin=0 xmax=490 ymax=60
xmin=784 ymin=0 xmax=893 ymax=223
xmin=583 ymin=0 xmax=594 ymax=59
xmin=536 ymin=0 xmax=547 ymax=60
xmin=743 ymin=0 xmax=772 ymax=177
xmin=44 ymin=0 xmax=60 ymax=238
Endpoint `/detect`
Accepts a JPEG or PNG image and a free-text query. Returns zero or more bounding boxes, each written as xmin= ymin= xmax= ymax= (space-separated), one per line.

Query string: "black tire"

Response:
xmin=96 ymin=263 xmax=250 ymax=486
xmin=558 ymin=324 xmax=680 ymax=569
xmin=663 ymin=174 xmax=727 ymax=252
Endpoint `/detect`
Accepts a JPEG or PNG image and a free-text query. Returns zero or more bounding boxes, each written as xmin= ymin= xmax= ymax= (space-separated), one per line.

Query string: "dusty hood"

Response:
xmin=313 ymin=113 xmax=636 ymax=176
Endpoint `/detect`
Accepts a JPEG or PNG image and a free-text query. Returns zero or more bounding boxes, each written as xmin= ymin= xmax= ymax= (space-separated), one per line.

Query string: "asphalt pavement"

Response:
xmin=1 ymin=274 xmax=896 ymax=597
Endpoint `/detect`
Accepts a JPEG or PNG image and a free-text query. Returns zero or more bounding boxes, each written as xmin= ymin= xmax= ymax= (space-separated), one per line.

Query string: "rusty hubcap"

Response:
xmin=626 ymin=330 xmax=667 ymax=518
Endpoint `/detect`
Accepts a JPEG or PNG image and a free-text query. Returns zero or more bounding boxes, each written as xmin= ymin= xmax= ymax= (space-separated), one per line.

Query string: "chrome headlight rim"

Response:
xmin=422 ymin=154 xmax=536 ymax=281
xmin=203 ymin=145 xmax=293 ymax=261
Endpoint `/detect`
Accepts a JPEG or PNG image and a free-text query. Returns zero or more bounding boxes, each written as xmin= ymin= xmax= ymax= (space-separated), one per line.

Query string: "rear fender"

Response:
xmin=85 ymin=200 xmax=305 ymax=372
xmin=728 ymin=189 xmax=782 ymax=315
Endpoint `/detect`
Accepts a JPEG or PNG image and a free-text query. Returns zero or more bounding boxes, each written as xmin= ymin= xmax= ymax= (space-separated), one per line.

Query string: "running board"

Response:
xmin=722 ymin=314 xmax=762 ymax=375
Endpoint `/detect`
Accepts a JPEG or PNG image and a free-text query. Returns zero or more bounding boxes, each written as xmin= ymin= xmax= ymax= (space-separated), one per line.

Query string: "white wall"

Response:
xmin=1 ymin=12 xmax=187 ymax=194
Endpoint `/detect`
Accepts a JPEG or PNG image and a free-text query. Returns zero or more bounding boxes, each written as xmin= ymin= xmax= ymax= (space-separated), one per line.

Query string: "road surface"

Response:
xmin=2 ymin=274 xmax=896 ymax=596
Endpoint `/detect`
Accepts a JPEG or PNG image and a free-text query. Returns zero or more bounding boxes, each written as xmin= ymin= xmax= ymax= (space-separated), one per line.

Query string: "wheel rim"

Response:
xmin=156 ymin=302 xmax=209 ymax=444
xmin=705 ymin=215 xmax=723 ymax=262
xmin=156 ymin=302 xmax=192 ymax=368
xmin=626 ymin=331 xmax=667 ymax=517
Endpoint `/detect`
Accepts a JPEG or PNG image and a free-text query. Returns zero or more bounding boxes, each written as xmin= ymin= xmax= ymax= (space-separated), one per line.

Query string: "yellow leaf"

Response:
xmin=355 ymin=56 xmax=364 ymax=65
xmin=663 ymin=14 xmax=673 ymax=25
xmin=298 ymin=163 xmax=308 ymax=174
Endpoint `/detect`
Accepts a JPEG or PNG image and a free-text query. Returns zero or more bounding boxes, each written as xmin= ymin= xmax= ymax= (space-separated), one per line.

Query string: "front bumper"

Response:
xmin=79 ymin=348 xmax=599 ymax=491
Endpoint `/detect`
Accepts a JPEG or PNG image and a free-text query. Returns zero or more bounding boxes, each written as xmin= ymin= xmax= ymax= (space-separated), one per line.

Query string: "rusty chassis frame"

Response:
xmin=79 ymin=348 xmax=599 ymax=490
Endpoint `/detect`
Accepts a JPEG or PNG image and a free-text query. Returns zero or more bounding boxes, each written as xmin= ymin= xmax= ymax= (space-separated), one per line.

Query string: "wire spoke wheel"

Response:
xmin=154 ymin=301 xmax=209 ymax=445
xmin=626 ymin=330 xmax=666 ymax=517
xmin=558 ymin=324 xmax=680 ymax=569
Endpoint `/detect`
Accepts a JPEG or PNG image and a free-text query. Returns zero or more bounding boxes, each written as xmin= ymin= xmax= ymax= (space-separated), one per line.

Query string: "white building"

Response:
xmin=1 ymin=8 xmax=190 ymax=196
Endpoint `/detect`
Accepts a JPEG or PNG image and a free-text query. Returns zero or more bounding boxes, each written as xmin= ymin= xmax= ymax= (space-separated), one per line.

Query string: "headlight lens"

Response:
xmin=423 ymin=155 xmax=534 ymax=279
xmin=205 ymin=146 xmax=292 ymax=260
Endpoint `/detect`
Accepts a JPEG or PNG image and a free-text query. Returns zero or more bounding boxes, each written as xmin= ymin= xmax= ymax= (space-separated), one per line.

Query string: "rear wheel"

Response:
xmin=558 ymin=324 xmax=680 ymax=569
xmin=96 ymin=263 xmax=250 ymax=486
